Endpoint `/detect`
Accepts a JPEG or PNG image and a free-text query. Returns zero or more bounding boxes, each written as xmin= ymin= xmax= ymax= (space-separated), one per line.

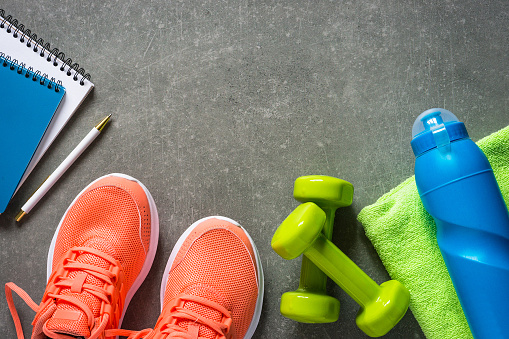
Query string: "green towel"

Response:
xmin=357 ymin=125 xmax=509 ymax=339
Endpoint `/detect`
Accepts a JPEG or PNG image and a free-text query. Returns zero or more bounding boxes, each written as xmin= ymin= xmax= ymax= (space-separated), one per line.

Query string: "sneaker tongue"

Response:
xmin=176 ymin=285 xmax=229 ymax=339
xmin=45 ymin=239 xmax=117 ymax=338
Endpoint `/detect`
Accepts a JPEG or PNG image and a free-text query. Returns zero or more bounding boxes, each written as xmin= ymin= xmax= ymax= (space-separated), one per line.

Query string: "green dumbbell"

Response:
xmin=272 ymin=202 xmax=410 ymax=337
xmin=279 ymin=175 xmax=354 ymax=323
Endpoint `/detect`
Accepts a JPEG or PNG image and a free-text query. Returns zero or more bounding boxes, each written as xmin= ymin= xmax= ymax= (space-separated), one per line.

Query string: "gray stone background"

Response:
xmin=1 ymin=0 xmax=508 ymax=338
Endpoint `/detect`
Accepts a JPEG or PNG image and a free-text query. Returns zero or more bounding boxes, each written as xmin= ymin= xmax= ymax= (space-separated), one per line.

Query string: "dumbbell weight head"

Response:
xmin=356 ymin=280 xmax=410 ymax=337
xmin=294 ymin=175 xmax=354 ymax=210
xmin=280 ymin=291 xmax=341 ymax=323
xmin=272 ymin=202 xmax=325 ymax=260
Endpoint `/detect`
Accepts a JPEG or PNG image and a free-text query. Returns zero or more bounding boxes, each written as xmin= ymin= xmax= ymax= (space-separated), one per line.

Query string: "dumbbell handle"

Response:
xmin=305 ymin=233 xmax=380 ymax=307
xmin=297 ymin=208 xmax=335 ymax=292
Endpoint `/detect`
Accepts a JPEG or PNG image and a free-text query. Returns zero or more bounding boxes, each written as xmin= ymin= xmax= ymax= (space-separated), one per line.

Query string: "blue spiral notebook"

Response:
xmin=0 ymin=55 xmax=65 ymax=213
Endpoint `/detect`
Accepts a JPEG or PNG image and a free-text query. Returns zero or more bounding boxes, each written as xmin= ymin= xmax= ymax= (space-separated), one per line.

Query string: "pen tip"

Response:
xmin=95 ymin=115 xmax=112 ymax=132
xmin=15 ymin=210 xmax=27 ymax=222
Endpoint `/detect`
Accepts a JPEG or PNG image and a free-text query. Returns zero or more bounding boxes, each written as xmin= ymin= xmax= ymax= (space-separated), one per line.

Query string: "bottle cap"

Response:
xmin=411 ymin=108 xmax=469 ymax=156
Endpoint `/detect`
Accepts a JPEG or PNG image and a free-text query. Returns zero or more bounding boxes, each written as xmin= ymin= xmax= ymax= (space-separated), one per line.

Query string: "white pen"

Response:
xmin=15 ymin=115 xmax=111 ymax=222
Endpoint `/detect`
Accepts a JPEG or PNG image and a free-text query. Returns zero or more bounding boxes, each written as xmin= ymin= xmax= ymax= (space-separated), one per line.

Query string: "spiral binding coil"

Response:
xmin=0 ymin=9 xmax=91 ymax=86
xmin=0 ymin=52 xmax=64 ymax=92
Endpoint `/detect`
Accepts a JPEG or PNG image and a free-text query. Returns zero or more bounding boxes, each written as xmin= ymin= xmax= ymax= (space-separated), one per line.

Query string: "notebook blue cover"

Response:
xmin=0 ymin=55 xmax=65 ymax=213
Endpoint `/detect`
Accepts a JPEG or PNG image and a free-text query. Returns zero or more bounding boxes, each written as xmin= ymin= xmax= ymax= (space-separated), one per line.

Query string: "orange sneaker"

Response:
xmin=6 ymin=173 xmax=159 ymax=339
xmin=155 ymin=216 xmax=263 ymax=339
xmin=113 ymin=216 xmax=264 ymax=339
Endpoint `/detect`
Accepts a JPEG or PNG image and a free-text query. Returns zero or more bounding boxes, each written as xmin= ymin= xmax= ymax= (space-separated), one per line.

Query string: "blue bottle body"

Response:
xmin=414 ymin=115 xmax=509 ymax=338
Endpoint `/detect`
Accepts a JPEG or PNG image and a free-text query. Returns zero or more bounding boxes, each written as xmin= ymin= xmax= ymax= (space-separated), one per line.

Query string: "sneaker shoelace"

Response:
xmin=106 ymin=294 xmax=233 ymax=339
xmin=5 ymin=246 xmax=124 ymax=339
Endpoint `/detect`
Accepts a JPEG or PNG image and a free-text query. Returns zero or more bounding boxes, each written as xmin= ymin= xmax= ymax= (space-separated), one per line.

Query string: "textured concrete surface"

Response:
xmin=1 ymin=1 xmax=508 ymax=338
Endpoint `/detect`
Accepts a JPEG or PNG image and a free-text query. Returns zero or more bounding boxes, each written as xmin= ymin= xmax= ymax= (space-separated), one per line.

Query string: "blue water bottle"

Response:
xmin=411 ymin=108 xmax=509 ymax=338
